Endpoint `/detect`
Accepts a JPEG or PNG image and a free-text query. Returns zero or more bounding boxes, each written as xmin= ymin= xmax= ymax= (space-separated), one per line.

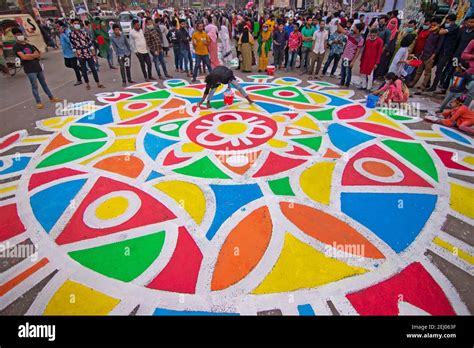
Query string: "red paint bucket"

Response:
xmin=267 ymin=65 xmax=275 ymax=76
xmin=224 ymin=91 xmax=234 ymax=105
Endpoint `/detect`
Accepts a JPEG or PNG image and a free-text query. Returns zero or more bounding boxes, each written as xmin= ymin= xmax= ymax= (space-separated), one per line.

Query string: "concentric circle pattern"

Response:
xmin=0 ymin=77 xmax=472 ymax=316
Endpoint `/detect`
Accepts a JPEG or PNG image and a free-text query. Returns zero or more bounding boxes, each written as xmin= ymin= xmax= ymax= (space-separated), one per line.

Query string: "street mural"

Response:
xmin=0 ymin=76 xmax=472 ymax=315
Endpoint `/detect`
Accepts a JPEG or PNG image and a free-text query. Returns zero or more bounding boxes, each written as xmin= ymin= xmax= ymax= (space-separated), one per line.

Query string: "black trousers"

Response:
xmin=78 ymin=57 xmax=99 ymax=83
xmin=136 ymin=52 xmax=152 ymax=79
xmin=431 ymin=54 xmax=452 ymax=90
xmin=64 ymin=57 xmax=82 ymax=82
xmin=118 ymin=55 xmax=132 ymax=83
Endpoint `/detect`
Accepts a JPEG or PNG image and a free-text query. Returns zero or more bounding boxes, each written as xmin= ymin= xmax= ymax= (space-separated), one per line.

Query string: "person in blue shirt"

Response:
xmin=57 ymin=21 xmax=82 ymax=86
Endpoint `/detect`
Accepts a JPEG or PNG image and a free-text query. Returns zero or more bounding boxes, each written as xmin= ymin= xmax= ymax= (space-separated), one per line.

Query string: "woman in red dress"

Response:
xmin=359 ymin=28 xmax=384 ymax=91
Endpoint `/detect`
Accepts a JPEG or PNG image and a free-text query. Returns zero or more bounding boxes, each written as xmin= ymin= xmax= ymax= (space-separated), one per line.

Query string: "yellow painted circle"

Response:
xmin=217 ymin=122 xmax=248 ymax=135
xmin=95 ymin=196 xmax=129 ymax=220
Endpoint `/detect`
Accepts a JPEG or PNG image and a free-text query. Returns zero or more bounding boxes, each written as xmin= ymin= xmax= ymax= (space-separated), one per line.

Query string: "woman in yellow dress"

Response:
xmin=257 ymin=24 xmax=272 ymax=72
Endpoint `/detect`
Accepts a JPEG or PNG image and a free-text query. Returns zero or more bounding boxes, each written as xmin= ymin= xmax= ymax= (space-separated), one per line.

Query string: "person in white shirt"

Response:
xmin=308 ymin=20 xmax=328 ymax=79
xmin=129 ymin=19 xmax=154 ymax=81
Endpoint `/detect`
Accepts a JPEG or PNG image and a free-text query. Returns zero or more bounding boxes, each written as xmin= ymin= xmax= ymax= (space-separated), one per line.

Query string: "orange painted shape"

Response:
xmin=156 ymin=109 xmax=192 ymax=122
xmin=217 ymin=151 xmax=261 ymax=175
xmin=161 ymin=98 xmax=187 ymax=109
xmin=283 ymin=127 xmax=314 ymax=137
xmin=42 ymin=134 xmax=72 ymax=154
xmin=362 ymin=161 xmax=395 ymax=177
xmin=211 ymin=206 xmax=273 ymax=291
xmin=280 ymin=202 xmax=384 ymax=259
xmin=0 ymin=258 xmax=49 ymax=296
xmin=94 ymin=155 xmax=144 ymax=178
xmin=323 ymin=148 xmax=342 ymax=159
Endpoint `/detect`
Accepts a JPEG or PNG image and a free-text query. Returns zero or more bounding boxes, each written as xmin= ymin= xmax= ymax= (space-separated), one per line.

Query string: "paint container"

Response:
xmin=267 ymin=65 xmax=276 ymax=76
xmin=224 ymin=91 xmax=234 ymax=105
xmin=366 ymin=94 xmax=379 ymax=109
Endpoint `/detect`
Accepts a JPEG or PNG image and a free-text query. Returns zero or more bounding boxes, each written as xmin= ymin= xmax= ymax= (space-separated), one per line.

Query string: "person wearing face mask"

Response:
xmin=412 ymin=19 xmax=432 ymax=58
xmin=407 ymin=18 xmax=443 ymax=90
xmin=257 ymin=24 xmax=272 ymax=72
xmin=374 ymin=12 xmax=399 ymax=79
xmin=144 ymin=17 xmax=172 ymax=80
xmin=359 ymin=28 xmax=384 ymax=91
xmin=12 ymin=27 xmax=61 ymax=109
xmin=129 ymin=19 xmax=154 ymax=82
xmin=57 ymin=21 xmax=82 ymax=86
xmin=428 ymin=14 xmax=460 ymax=92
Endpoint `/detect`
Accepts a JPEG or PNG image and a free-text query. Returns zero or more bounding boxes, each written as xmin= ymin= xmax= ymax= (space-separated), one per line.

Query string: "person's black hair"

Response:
xmin=446 ymin=14 xmax=457 ymax=21
xmin=355 ymin=22 xmax=364 ymax=32
xmin=353 ymin=12 xmax=359 ymax=19
xmin=431 ymin=17 xmax=442 ymax=24
xmin=293 ymin=23 xmax=299 ymax=29
xmin=132 ymin=19 xmax=139 ymax=26
xmin=466 ymin=15 xmax=474 ymax=21
xmin=400 ymin=33 xmax=415 ymax=47
xmin=385 ymin=72 xmax=397 ymax=81
xmin=56 ymin=20 xmax=65 ymax=27
xmin=459 ymin=59 xmax=470 ymax=70
xmin=112 ymin=24 xmax=120 ymax=30
xmin=179 ymin=19 xmax=186 ymax=24
xmin=369 ymin=28 xmax=378 ymax=34
xmin=408 ymin=19 xmax=416 ymax=25
xmin=11 ymin=27 xmax=22 ymax=35
xmin=84 ymin=20 xmax=90 ymax=25
xmin=154 ymin=17 xmax=160 ymax=24
xmin=145 ymin=16 xmax=153 ymax=22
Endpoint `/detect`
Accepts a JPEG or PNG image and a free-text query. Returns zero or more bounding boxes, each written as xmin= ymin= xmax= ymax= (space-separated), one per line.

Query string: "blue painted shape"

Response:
xmin=312 ymin=91 xmax=351 ymax=106
xmin=30 ymin=179 xmax=87 ymax=233
xmin=255 ymin=101 xmax=290 ymax=113
xmin=341 ymin=192 xmax=437 ymax=253
xmin=328 ymin=124 xmax=374 ymax=152
xmin=0 ymin=156 xmax=30 ymax=175
xmin=297 ymin=304 xmax=315 ymax=316
xmin=153 ymin=308 xmax=239 ymax=316
xmin=77 ymin=105 xmax=114 ymax=125
xmin=144 ymin=133 xmax=177 ymax=160
xmin=0 ymin=160 xmax=3 ymax=167
xmin=439 ymin=126 xmax=471 ymax=145
xmin=146 ymin=170 xmax=164 ymax=181
xmin=206 ymin=184 xmax=263 ymax=240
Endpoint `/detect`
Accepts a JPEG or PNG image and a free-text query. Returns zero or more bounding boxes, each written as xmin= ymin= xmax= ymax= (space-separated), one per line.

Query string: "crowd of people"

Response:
xmin=3 ymin=6 xmax=474 ymax=132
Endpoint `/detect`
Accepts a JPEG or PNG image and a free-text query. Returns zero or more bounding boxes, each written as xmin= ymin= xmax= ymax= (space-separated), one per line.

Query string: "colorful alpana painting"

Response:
xmin=0 ymin=77 xmax=473 ymax=316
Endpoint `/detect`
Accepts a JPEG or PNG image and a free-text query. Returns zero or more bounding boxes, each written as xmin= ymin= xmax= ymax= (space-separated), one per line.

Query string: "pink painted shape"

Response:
xmin=341 ymin=144 xmax=433 ymax=187
xmin=28 ymin=168 xmax=86 ymax=191
xmin=0 ymin=204 xmax=26 ymax=242
xmin=336 ymin=104 xmax=366 ymax=120
xmin=146 ymin=226 xmax=203 ymax=294
xmin=163 ymin=150 xmax=191 ymax=166
xmin=118 ymin=110 xmax=159 ymax=125
xmin=346 ymin=262 xmax=456 ymax=315
xmin=0 ymin=132 xmax=20 ymax=151
xmin=434 ymin=148 xmax=473 ymax=172
xmin=348 ymin=122 xmax=413 ymax=140
xmin=253 ymin=152 xmax=306 ymax=177
xmin=56 ymin=177 xmax=176 ymax=245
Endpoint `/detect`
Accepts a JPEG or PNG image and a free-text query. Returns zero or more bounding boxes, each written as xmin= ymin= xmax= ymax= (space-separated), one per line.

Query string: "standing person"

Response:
xmin=388 ymin=34 xmax=416 ymax=77
xmin=322 ymin=25 xmax=346 ymax=77
xmin=191 ymin=22 xmax=212 ymax=82
xmin=196 ymin=66 xmax=254 ymax=108
xmin=308 ymin=19 xmax=328 ymax=79
xmin=257 ymin=24 xmax=272 ymax=72
xmin=428 ymin=14 xmax=460 ymax=92
xmin=206 ymin=17 xmax=220 ymax=68
xmin=220 ymin=17 xmax=233 ymax=63
xmin=167 ymin=23 xmax=180 ymax=72
xmin=286 ymin=23 xmax=302 ymax=72
xmin=407 ymin=18 xmax=443 ymax=90
xmin=374 ymin=15 xmax=391 ymax=79
xmin=91 ymin=17 xmax=116 ymax=69
xmin=111 ymin=24 xmax=135 ymax=87
xmin=300 ymin=17 xmax=316 ymax=73
xmin=158 ymin=19 xmax=170 ymax=57
xmin=57 ymin=21 xmax=82 ymax=86
xmin=177 ymin=19 xmax=192 ymax=76
xmin=273 ymin=23 xmax=288 ymax=70
xmin=69 ymin=18 xmax=105 ymax=90
xmin=338 ymin=22 xmax=365 ymax=88
xmin=129 ymin=19 xmax=154 ymax=82
xmin=283 ymin=17 xmax=294 ymax=68
xmin=359 ymin=28 xmax=384 ymax=91
xmin=11 ymin=27 xmax=61 ymax=108
xmin=238 ymin=25 xmax=254 ymax=73
xmin=144 ymin=17 xmax=172 ymax=80
xmin=461 ymin=38 xmax=474 ymax=106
